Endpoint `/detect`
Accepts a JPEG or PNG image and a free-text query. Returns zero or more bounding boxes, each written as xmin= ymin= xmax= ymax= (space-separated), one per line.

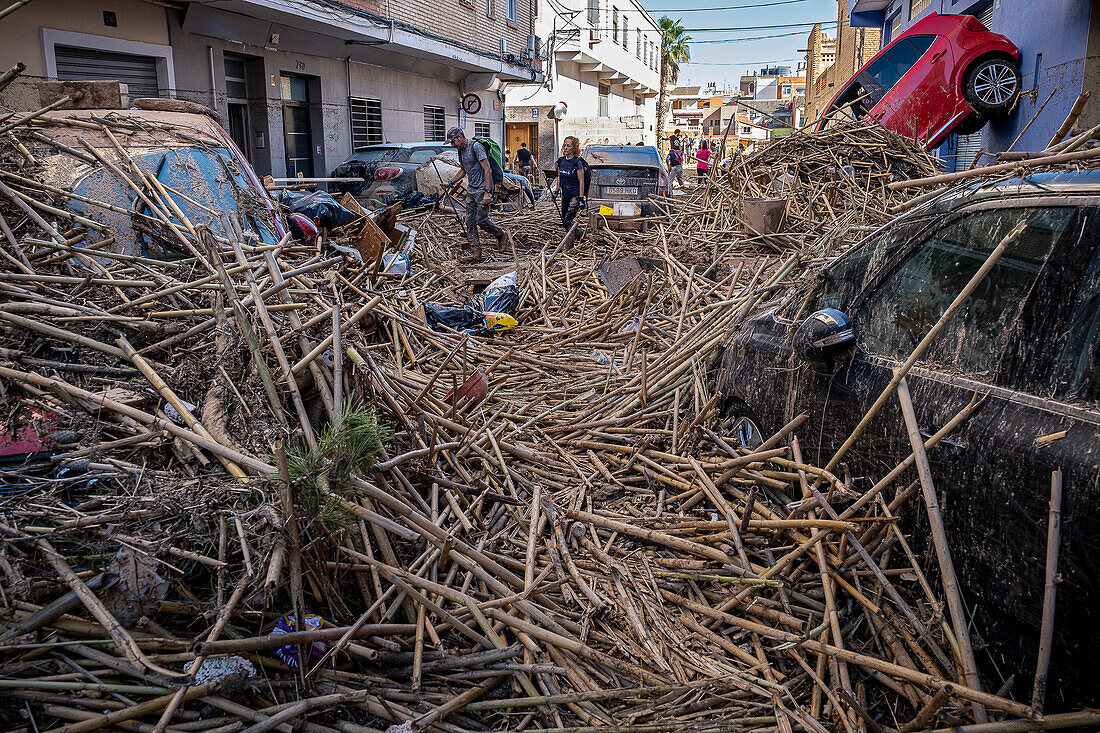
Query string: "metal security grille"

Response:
xmin=424 ymin=105 xmax=446 ymax=142
xmin=474 ymin=121 xmax=491 ymax=138
xmin=54 ymin=45 xmax=160 ymax=99
xmin=910 ymin=0 xmax=933 ymax=18
xmin=955 ymin=131 xmax=983 ymax=171
xmin=975 ymin=3 xmax=994 ymax=30
xmin=350 ymin=98 xmax=383 ymax=149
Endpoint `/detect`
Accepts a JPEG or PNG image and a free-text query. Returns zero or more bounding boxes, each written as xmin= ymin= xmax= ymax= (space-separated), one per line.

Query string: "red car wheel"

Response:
xmin=964 ymin=57 xmax=1021 ymax=115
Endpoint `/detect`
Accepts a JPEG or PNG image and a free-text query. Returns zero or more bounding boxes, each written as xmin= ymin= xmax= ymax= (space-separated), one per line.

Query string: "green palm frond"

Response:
xmin=279 ymin=399 xmax=390 ymax=533
xmin=659 ymin=17 xmax=692 ymax=85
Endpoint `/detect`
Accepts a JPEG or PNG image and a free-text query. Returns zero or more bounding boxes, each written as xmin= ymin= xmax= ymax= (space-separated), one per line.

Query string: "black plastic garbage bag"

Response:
xmin=423 ymin=303 xmax=494 ymax=338
xmin=464 ymin=272 xmax=519 ymax=315
xmin=275 ymin=190 xmax=357 ymax=231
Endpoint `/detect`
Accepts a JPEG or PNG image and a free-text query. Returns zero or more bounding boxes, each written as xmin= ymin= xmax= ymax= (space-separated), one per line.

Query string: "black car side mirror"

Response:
xmin=794 ymin=308 xmax=856 ymax=362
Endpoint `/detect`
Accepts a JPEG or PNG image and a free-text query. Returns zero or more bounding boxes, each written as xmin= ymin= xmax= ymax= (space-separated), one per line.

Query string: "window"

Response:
xmin=485 ymin=0 xmax=492 ymax=16
xmin=910 ymin=0 xmax=933 ymax=18
xmin=861 ymin=35 xmax=935 ymax=98
xmin=853 ymin=207 xmax=1075 ymax=377
xmin=622 ymin=17 xmax=628 ymax=50
xmin=781 ymin=84 xmax=792 ymax=96
xmin=405 ymin=146 xmax=446 ymax=163
xmin=598 ymin=82 xmax=610 ymax=117
xmin=474 ymin=121 xmax=491 ymax=138
xmin=350 ymin=98 xmax=383 ymax=149
xmin=741 ymin=125 xmax=751 ymax=134
xmin=507 ymin=0 xmax=516 ymax=22
xmin=587 ymin=0 xmax=598 ymax=26
xmin=533 ymin=0 xmax=538 ymax=17
xmin=280 ymin=75 xmax=309 ymax=102
xmin=224 ymin=56 xmax=248 ymax=99
xmin=886 ymin=11 xmax=902 ymax=44
xmin=637 ymin=31 xmax=642 ymax=59
xmin=424 ymin=105 xmax=446 ymax=141
xmin=612 ymin=8 xmax=618 ymax=43
xmin=1050 ymin=231 xmax=1100 ymax=404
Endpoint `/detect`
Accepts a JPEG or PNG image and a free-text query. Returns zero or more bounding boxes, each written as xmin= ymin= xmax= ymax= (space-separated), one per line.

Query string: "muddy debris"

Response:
xmin=1 ymin=108 xmax=1098 ymax=733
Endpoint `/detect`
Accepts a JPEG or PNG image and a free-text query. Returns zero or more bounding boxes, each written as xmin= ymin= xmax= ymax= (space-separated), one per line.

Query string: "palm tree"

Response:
xmin=656 ymin=17 xmax=691 ymax=155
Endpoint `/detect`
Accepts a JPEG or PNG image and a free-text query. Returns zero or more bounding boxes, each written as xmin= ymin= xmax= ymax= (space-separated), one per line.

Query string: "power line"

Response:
xmin=687 ymin=57 xmax=800 ymax=66
xmin=689 ymin=25 xmax=835 ymax=43
xmin=684 ymin=19 xmax=835 ymax=31
xmin=648 ymin=0 xmax=808 ymax=12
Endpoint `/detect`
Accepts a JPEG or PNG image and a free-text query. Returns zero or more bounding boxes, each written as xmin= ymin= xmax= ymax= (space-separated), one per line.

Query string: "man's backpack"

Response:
xmin=473 ymin=137 xmax=505 ymax=185
xmin=556 ymin=156 xmax=591 ymax=194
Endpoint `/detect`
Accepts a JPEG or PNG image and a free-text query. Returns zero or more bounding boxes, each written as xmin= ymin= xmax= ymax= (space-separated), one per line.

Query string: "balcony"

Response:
xmin=552 ymin=16 xmax=659 ymax=96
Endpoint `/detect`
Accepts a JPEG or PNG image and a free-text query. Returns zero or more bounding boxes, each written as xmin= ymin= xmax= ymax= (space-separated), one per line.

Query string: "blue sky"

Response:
xmin=636 ymin=0 xmax=840 ymax=87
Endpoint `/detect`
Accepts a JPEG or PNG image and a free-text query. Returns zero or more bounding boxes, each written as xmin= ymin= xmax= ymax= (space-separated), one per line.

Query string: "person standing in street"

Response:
xmin=514 ymin=142 xmax=533 ymax=179
xmin=549 ymin=136 xmax=589 ymax=231
xmin=695 ymin=139 xmax=711 ymax=182
xmin=442 ymin=127 xmax=511 ymax=262
xmin=667 ymin=129 xmax=685 ymax=188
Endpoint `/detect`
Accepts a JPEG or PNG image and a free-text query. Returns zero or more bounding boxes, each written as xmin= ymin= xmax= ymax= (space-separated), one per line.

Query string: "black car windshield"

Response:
xmin=586 ymin=147 xmax=659 ymax=167
xmin=350 ymin=148 xmax=399 ymax=163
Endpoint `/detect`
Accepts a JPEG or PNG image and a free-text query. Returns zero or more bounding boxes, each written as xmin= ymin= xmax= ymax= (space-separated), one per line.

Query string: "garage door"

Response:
xmin=54 ymin=45 xmax=161 ymax=99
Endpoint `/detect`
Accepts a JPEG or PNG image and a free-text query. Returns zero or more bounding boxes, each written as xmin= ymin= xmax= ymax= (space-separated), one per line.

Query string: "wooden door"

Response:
xmin=506 ymin=123 xmax=538 ymax=165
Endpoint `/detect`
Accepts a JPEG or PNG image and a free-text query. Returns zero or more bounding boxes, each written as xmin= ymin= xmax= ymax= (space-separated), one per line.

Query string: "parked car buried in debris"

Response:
xmin=714 ymin=169 xmax=1100 ymax=708
xmin=816 ymin=12 xmax=1021 ymax=149
xmin=33 ymin=107 xmax=285 ymax=258
xmin=583 ymin=145 xmax=670 ymax=229
xmin=330 ymin=142 xmax=533 ymax=209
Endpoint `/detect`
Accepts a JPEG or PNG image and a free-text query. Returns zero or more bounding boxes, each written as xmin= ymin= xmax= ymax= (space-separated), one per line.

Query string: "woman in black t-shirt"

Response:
xmin=549 ymin=136 xmax=588 ymax=230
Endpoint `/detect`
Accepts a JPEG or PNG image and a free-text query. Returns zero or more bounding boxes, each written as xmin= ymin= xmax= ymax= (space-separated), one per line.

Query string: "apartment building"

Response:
xmin=847 ymin=0 xmax=1099 ymax=169
xmin=801 ymin=1 xmax=880 ymax=124
xmin=0 ymin=0 xmax=541 ymax=178
xmin=666 ymin=86 xmax=722 ymax=139
xmin=503 ymin=0 xmax=659 ymax=164
xmin=804 ymin=24 xmax=837 ymax=92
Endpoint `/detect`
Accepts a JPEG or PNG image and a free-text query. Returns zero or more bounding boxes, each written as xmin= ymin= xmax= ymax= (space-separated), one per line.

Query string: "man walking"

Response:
xmin=442 ymin=127 xmax=511 ymax=261
xmin=514 ymin=142 xmax=533 ymax=179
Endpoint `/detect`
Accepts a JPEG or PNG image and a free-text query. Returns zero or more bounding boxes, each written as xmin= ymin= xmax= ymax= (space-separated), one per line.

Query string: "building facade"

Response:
xmin=802 ymin=0 xmax=881 ymax=124
xmin=1 ymin=0 xmax=541 ymax=178
xmin=846 ymin=0 xmax=1100 ymax=169
xmin=503 ymin=0 xmax=659 ymax=166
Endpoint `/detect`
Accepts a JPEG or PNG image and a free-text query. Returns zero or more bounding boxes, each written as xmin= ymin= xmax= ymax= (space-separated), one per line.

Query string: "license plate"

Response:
xmin=605 ymin=186 xmax=638 ymax=196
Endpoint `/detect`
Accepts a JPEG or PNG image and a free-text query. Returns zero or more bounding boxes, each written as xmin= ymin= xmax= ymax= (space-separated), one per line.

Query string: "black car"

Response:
xmin=583 ymin=145 xmax=670 ymax=218
xmin=331 ymin=142 xmax=533 ymax=208
xmin=716 ymin=169 xmax=1100 ymax=709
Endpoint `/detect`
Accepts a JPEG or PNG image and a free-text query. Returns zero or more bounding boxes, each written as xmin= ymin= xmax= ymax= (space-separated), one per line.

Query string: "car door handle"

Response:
xmin=930 ymin=49 xmax=947 ymax=63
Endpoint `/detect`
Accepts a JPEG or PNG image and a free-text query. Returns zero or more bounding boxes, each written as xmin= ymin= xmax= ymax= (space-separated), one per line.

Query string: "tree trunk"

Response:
xmin=656 ymin=57 xmax=669 ymax=156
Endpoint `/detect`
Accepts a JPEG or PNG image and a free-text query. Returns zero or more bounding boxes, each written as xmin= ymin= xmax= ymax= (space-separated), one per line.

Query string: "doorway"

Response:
xmin=227 ymin=104 xmax=249 ymax=159
xmin=280 ymin=74 xmax=314 ymax=178
xmin=506 ymin=122 xmax=538 ymax=165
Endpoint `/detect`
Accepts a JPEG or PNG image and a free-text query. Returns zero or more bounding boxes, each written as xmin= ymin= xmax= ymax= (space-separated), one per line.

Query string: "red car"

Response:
xmin=816 ymin=12 xmax=1021 ymax=149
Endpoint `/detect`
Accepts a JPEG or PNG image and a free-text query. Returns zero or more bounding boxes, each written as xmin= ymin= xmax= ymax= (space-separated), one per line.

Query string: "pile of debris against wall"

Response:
xmin=1 ymin=79 xmax=1099 ymax=733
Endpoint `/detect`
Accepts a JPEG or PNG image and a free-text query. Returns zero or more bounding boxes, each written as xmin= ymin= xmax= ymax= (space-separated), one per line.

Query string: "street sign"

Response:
xmin=461 ymin=94 xmax=482 ymax=115
xmin=532 ymin=108 xmax=539 ymax=118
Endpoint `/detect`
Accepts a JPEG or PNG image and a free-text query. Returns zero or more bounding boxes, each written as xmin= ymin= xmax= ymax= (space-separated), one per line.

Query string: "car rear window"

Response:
xmin=585 ymin=148 xmax=659 ymax=167
xmin=404 ymin=147 xmax=446 ymax=164
xmin=351 ymin=148 xmax=398 ymax=163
